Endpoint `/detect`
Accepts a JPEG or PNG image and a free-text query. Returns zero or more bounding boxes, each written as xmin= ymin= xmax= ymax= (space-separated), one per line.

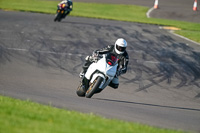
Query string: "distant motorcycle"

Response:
xmin=54 ymin=1 xmax=73 ymax=22
xmin=76 ymin=53 xmax=118 ymax=98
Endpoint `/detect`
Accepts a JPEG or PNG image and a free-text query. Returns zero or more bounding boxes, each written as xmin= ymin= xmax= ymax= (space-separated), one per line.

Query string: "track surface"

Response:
xmin=0 ymin=9 xmax=200 ymax=133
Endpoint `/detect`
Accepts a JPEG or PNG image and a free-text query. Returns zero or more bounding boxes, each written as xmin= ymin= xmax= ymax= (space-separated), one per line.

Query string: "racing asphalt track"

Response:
xmin=0 ymin=1 xmax=200 ymax=132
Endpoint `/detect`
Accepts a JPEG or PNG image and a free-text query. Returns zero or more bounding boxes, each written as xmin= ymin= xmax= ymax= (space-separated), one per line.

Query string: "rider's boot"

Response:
xmin=79 ymin=58 xmax=92 ymax=79
xmin=79 ymin=70 xmax=86 ymax=79
xmin=79 ymin=67 xmax=88 ymax=79
xmin=79 ymin=72 xmax=84 ymax=79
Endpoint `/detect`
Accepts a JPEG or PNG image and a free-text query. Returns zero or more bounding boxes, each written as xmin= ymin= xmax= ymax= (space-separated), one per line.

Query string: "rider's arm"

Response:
xmin=94 ymin=45 xmax=113 ymax=55
xmin=119 ymin=52 xmax=129 ymax=75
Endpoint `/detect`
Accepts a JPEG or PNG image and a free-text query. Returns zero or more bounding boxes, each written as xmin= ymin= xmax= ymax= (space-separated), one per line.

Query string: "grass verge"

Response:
xmin=0 ymin=95 xmax=186 ymax=133
xmin=0 ymin=0 xmax=200 ymax=43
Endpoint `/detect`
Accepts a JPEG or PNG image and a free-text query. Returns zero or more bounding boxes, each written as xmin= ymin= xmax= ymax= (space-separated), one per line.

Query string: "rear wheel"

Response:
xmin=85 ymin=77 xmax=103 ymax=98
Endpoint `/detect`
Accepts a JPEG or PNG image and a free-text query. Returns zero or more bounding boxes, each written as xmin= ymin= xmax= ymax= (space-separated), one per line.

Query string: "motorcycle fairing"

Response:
xmin=85 ymin=55 xmax=118 ymax=89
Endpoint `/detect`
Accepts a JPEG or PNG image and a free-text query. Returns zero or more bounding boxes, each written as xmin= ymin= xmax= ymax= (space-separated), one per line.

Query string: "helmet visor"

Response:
xmin=116 ymin=45 xmax=126 ymax=52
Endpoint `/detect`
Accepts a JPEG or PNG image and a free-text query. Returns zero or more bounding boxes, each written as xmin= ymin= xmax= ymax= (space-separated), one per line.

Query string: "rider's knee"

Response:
xmin=109 ymin=82 xmax=119 ymax=89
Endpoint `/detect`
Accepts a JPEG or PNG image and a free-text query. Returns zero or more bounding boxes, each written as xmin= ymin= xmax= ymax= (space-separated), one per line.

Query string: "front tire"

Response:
xmin=76 ymin=83 xmax=85 ymax=97
xmin=85 ymin=77 xmax=103 ymax=98
xmin=54 ymin=12 xmax=62 ymax=22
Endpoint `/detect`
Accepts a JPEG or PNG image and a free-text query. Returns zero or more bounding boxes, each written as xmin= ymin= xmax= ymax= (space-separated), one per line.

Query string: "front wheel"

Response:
xmin=76 ymin=83 xmax=85 ymax=97
xmin=85 ymin=77 xmax=103 ymax=98
xmin=54 ymin=11 xmax=62 ymax=22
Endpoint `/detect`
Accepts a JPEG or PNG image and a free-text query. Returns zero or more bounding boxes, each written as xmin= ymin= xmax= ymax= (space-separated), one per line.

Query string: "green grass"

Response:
xmin=175 ymin=30 xmax=200 ymax=43
xmin=0 ymin=0 xmax=200 ymax=43
xmin=0 ymin=95 xmax=186 ymax=133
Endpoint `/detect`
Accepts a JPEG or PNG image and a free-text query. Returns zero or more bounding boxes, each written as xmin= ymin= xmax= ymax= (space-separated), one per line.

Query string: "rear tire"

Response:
xmin=85 ymin=77 xmax=103 ymax=98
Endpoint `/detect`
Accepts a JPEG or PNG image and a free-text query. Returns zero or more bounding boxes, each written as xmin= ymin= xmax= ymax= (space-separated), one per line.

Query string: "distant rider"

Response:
xmin=57 ymin=0 xmax=73 ymax=18
xmin=80 ymin=38 xmax=129 ymax=89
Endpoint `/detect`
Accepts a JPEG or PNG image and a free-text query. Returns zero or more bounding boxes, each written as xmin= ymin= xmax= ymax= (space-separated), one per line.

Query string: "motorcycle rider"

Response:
xmin=57 ymin=0 xmax=73 ymax=18
xmin=80 ymin=38 xmax=129 ymax=89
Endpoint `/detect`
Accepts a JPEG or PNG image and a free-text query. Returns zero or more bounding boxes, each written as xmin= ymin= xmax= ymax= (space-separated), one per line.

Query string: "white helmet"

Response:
xmin=114 ymin=38 xmax=127 ymax=55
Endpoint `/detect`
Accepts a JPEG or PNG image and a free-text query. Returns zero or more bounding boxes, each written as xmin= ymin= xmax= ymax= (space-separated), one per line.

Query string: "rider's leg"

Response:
xmin=79 ymin=56 xmax=92 ymax=78
xmin=109 ymin=76 xmax=119 ymax=89
xmin=63 ymin=11 xmax=70 ymax=18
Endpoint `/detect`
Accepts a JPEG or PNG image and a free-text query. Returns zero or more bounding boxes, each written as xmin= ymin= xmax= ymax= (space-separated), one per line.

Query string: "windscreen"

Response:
xmin=106 ymin=53 xmax=118 ymax=66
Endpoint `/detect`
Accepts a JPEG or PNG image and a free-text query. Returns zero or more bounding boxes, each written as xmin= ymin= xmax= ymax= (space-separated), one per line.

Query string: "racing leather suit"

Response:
xmin=58 ymin=0 xmax=73 ymax=17
xmin=82 ymin=45 xmax=129 ymax=89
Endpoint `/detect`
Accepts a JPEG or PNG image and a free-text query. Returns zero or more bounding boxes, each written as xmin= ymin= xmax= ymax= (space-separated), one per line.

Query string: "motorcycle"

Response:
xmin=54 ymin=1 xmax=73 ymax=22
xmin=76 ymin=53 xmax=118 ymax=98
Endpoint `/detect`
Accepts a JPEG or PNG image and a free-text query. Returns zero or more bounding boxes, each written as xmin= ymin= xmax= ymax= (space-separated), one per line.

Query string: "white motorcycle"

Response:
xmin=76 ymin=53 xmax=118 ymax=98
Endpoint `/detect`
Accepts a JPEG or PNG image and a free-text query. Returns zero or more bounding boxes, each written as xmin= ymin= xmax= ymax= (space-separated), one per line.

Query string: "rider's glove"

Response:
xmin=92 ymin=51 xmax=100 ymax=62
xmin=85 ymin=55 xmax=94 ymax=62
xmin=92 ymin=51 xmax=99 ymax=57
